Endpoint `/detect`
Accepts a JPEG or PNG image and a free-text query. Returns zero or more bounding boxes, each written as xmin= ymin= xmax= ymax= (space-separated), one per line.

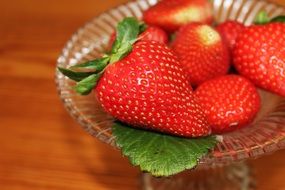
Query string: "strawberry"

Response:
xmin=195 ymin=75 xmax=261 ymax=134
xmin=172 ymin=23 xmax=230 ymax=86
xmin=233 ymin=22 xmax=285 ymax=96
xmin=139 ymin=26 xmax=169 ymax=44
xmin=216 ymin=20 xmax=245 ymax=52
xmin=143 ymin=0 xmax=213 ymax=32
xmin=107 ymin=26 xmax=168 ymax=50
xmin=59 ymin=18 xmax=210 ymax=138
xmin=97 ymin=41 xmax=210 ymax=137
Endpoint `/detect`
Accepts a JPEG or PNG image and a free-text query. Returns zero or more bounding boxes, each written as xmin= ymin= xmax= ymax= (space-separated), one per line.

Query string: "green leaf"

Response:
xmin=271 ymin=15 xmax=285 ymax=23
xmin=254 ymin=11 xmax=270 ymax=25
xmin=75 ymin=73 xmax=102 ymax=95
xmin=59 ymin=17 xmax=145 ymax=96
xmin=70 ymin=57 xmax=110 ymax=72
xmin=112 ymin=17 xmax=140 ymax=52
xmin=110 ymin=42 xmax=133 ymax=63
xmin=139 ymin=23 xmax=147 ymax=33
xmin=112 ymin=122 xmax=217 ymax=177
xmin=58 ymin=67 xmax=95 ymax=82
xmin=110 ymin=17 xmax=140 ymax=63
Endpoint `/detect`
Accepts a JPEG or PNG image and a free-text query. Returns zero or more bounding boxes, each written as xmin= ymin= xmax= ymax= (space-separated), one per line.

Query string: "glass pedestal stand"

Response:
xmin=142 ymin=163 xmax=254 ymax=190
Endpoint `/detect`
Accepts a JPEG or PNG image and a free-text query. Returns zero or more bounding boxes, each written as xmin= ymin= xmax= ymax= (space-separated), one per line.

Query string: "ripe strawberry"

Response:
xmin=59 ymin=17 xmax=211 ymax=137
xmin=143 ymin=0 xmax=213 ymax=32
xmin=139 ymin=26 xmax=169 ymax=44
xmin=107 ymin=26 xmax=168 ymax=50
xmin=233 ymin=23 xmax=285 ymax=96
xmin=195 ymin=75 xmax=261 ymax=134
xmin=172 ymin=23 xmax=230 ymax=85
xmin=216 ymin=20 xmax=245 ymax=52
xmin=96 ymin=40 xmax=211 ymax=137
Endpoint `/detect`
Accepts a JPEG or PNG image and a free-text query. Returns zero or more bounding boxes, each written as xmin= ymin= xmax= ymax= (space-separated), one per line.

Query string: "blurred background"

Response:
xmin=0 ymin=0 xmax=285 ymax=189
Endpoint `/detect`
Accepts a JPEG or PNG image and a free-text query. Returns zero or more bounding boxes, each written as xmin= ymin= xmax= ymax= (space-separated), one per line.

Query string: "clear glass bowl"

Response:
xmin=55 ymin=0 xmax=285 ymax=169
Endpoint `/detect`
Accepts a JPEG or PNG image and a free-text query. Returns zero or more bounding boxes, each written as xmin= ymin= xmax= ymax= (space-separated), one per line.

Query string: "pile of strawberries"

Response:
xmin=59 ymin=0 xmax=285 ymax=138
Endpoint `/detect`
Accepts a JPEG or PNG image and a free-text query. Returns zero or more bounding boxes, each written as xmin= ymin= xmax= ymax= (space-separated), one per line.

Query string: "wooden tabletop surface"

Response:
xmin=1 ymin=0 xmax=285 ymax=189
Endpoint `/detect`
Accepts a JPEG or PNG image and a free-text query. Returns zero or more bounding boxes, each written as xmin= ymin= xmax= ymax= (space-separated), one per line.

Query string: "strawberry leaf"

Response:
xmin=58 ymin=17 xmax=143 ymax=95
xmin=75 ymin=73 xmax=102 ymax=95
xmin=110 ymin=17 xmax=140 ymax=63
xmin=271 ymin=16 xmax=285 ymax=23
xmin=58 ymin=67 xmax=96 ymax=82
xmin=254 ymin=11 xmax=285 ymax=25
xmin=254 ymin=11 xmax=270 ymax=25
xmin=112 ymin=122 xmax=217 ymax=177
xmin=109 ymin=42 xmax=133 ymax=63
xmin=70 ymin=57 xmax=110 ymax=71
xmin=139 ymin=23 xmax=147 ymax=33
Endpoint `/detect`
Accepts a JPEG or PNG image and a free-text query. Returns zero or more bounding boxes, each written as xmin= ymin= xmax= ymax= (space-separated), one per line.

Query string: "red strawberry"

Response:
xmin=195 ymin=75 xmax=261 ymax=134
xmin=216 ymin=20 xmax=245 ymax=52
xmin=233 ymin=23 xmax=285 ymax=96
xmin=96 ymin=40 xmax=211 ymax=137
xmin=139 ymin=26 xmax=169 ymax=44
xmin=172 ymin=23 xmax=230 ymax=85
xmin=59 ymin=18 xmax=210 ymax=137
xmin=143 ymin=0 xmax=213 ymax=32
xmin=107 ymin=26 xmax=168 ymax=50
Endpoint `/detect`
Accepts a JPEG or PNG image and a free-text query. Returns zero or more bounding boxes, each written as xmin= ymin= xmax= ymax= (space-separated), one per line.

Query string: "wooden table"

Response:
xmin=1 ymin=0 xmax=284 ymax=189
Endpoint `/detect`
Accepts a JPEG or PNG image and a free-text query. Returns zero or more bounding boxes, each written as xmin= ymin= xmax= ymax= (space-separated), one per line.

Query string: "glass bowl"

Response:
xmin=56 ymin=0 xmax=285 ymax=169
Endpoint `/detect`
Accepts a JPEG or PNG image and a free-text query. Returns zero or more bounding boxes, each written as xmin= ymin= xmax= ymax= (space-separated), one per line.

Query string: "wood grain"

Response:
xmin=0 ymin=0 xmax=284 ymax=190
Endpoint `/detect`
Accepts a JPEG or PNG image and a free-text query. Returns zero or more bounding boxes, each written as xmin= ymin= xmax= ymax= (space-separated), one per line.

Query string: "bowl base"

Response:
xmin=142 ymin=162 xmax=255 ymax=190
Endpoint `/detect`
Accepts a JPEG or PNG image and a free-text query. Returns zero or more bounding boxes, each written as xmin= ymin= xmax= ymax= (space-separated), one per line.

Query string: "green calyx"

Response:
xmin=254 ymin=11 xmax=285 ymax=25
xmin=110 ymin=17 xmax=141 ymax=63
xmin=271 ymin=15 xmax=285 ymax=23
xmin=254 ymin=11 xmax=270 ymax=25
xmin=58 ymin=17 xmax=143 ymax=95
